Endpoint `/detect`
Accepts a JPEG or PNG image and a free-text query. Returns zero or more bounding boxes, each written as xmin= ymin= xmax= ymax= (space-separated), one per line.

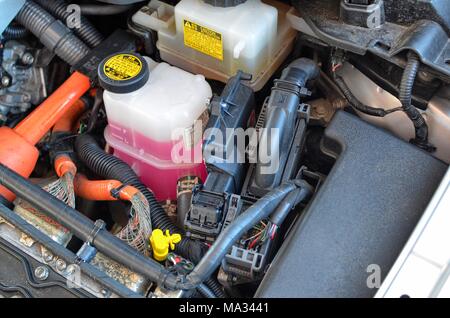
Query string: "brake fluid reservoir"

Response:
xmin=99 ymin=52 xmax=211 ymax=201
xmin=132 ymin=0 xmax=297 ymax=91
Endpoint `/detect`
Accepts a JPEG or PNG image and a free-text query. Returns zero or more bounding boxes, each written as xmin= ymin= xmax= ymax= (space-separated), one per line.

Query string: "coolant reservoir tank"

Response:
xmin=132 ymin=0 xmax=297 ymax=91
xmin=99 ymin=52 xmax=211 ymax=201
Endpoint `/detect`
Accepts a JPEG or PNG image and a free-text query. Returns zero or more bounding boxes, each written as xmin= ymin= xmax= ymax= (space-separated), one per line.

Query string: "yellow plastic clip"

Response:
xmin=150 ymin=229 xmax=182 ymax=261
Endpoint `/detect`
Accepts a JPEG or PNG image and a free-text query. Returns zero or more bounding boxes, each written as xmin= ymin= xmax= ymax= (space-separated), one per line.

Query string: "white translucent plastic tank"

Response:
xmin=132 ymin=0 xmax=297 ymax=90
xmin=103 ymin=57 xmax=212 ymax=200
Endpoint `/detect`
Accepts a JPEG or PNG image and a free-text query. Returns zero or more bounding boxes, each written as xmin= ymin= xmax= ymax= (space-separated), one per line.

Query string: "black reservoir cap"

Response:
xmin=204 ymin=0 xmax=247 ymax=7
xmin=98 ymin=52 xmax=149 ymax=94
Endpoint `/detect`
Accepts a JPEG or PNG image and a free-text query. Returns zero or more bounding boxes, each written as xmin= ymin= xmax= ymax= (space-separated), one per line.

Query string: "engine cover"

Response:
xmin=256 ymin=111 xmax=448 ymax=298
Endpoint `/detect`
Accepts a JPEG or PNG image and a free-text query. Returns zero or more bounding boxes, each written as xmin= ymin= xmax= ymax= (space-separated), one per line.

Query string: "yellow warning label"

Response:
xmin=183 ymin=20 xmax=223 ymax=61
xmin=103 ymin=53 xmax=143 ymax=81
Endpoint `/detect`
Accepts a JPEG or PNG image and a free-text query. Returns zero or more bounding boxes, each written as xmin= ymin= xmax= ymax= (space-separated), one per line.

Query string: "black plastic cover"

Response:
xmin=203 ymin=71 xmax=255 ymax=194
xmin=256 ymin=111 xmax=447 ymax=298
xmin=73 ymin=29 xmax=137 ymax=81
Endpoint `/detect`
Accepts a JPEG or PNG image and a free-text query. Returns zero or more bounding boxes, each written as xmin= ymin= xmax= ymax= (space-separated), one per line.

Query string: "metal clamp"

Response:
xmin=87 ymin=219 xmax=106 ymax=245
xmin=76 ymin=220 xmax=105 ymax=263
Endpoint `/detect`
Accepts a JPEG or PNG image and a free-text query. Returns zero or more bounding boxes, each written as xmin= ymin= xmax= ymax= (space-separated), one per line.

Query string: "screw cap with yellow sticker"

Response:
xmin=98 ymin=52 xmax=149 ymax=94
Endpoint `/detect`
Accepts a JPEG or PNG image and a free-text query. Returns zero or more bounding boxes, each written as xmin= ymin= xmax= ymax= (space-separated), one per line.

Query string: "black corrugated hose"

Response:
xmin=73 ymin=134 xmax=228 ymax=297
xmin=399 ymin=52 xmax=434 ymax=152
xmin=34 ymin=0 xmax=104 ymax=48
xmin=16 ymin=0 xmax=90 ymax=66
xmin=203 ymin=277 xmax=225 ymax=298
xmin=196 ymin=283 xmax=217 ymax=298
xmin=74 ymin=134 xmax=208 ymax=263
xmin=1 ymin=25 xmax=29 ymax=40
xmin=74 ymin=134 xmax=226 ymax=297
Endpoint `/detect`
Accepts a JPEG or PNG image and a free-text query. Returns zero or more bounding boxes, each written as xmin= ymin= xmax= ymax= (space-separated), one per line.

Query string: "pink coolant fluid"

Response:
xmin=105 ymin=123 xmax=208 ymax=201
xmin=102 ymin=57 xmax=212 ymax=201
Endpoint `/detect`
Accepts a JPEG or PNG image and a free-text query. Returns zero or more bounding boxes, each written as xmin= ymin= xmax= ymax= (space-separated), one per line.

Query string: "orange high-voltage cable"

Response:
xmin=52 ymin=98 xmax=87 ymax=133
xmin=50 ymin=97 xmax=139 ymax=203
xmin=55 ymin=156 xmax=139 ymax=202
xmin=73 ymin=174 xmax=139 ymax=202
xmin=52 ymin=96 xmax=89 ymax=178
xmin=0 ymin=71 xmax=91 ymax=201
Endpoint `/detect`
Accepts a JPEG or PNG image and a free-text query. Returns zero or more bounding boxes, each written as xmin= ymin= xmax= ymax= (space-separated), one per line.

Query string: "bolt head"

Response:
xmin=100 ymin=289 xmax=110 ymax=298
xmin=1 ymin=76 xmax=10 ymax=87
xmin=56 ymin=259 xmax=67 ymax=272
xmin=43 ymin=251 xmax=53 ymax=263
xmin=66 ymin=264 xmax=77 ymax=275
xmin=35 ymin=266 xmax=49 ymax=281
xmin=21 ymin=53 xmax=34 ymax=65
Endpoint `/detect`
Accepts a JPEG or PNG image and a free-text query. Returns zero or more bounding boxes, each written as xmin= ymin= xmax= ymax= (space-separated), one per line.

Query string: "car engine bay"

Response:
xmin=0 ymin=0 xmax=449 ymax=298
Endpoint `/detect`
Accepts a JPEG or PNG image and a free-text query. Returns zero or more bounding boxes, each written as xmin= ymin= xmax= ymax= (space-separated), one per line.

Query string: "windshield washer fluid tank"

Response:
xmin=132 ymin=0 xmax=297 ymax=90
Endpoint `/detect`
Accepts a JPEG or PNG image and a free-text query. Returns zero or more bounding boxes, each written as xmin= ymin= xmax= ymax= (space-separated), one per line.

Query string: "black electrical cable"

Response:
xmin=183 ymin=181 xmax=312 ymax=294
xmin=74 ymin=134 xmax=208 ymax=264
xmin=334 ymin=74 xmax=402 ymax=117
xmin=269 ymin=180 xmax=313 ymax=227
xmin=86 ymin=89 xmax=103 ymax=133
xmin=175 ymin=182 xmax=298 ymax=289
xmin=34 ymin=0 xmax=104 ymax=48
xmin=333 ymin=52 xmax=434 ymax=151
xmin=399 ymin=52 xmax=434 ymax=152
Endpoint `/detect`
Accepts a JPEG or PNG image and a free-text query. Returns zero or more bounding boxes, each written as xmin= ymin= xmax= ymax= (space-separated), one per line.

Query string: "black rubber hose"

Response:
xmin=399 ymin=52 xmax=433 ymax=151
xmin=269 ymin=180 xmax=313 ymax=227
xmin=255 ymin=58 xmax=320 ymax=190
xmin=74 ymin=134 xmax=208 ymax=264
xmin=176 ymin=191 xmax=191 ymax=229
xmin=281 ymin=57 xmax=320 ymax=87
xmin=0 ymin=163 xmax=173 ymax=287
xmin=0 ymin=203 xmax=141 ymax=298
xmin=16 ymin=0 xmax=89 ymax=66
xmin=80 ymin=4 xmax=134 ymax=16
xmin=178 ymin=182 xmax=298 ymax=288
xmin=334 ymin=75 xmax=401 ymax=117
xmin=35 ymin=0 xmax=104 ymax=48
xmin=1 ymin=25 xmax=29 ymax=40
